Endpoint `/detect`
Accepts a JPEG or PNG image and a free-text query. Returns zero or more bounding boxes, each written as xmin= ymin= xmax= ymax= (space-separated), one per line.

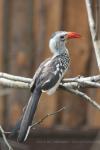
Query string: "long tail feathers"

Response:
xmin=17 ymin=88 xmax=41 ymax=142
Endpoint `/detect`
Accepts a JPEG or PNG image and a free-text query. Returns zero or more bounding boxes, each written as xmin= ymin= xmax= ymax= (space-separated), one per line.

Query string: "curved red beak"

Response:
xmin=67 ymin=32 xmax=81 ymax=39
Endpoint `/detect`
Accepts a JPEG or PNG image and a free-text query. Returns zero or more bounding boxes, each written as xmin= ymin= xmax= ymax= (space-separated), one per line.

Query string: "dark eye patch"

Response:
xmin=60 ymin=35 xmax=64 ymax=39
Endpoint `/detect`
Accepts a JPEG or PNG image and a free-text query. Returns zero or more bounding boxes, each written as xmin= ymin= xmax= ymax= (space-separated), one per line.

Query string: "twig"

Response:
xmin=0 ymin=126 xmax=13 ymax=150
xmin=31 ymin=106 xmax=67 ymax=127
xmin=60 ymin=85 xmax=100 ymax=110
xmin=62 ymin=75 xmax=100 ymax=82
xmin=77 ymin=80 xmax=100 ymax=88
xmin=62 ymin=80 xmax=100 ymax=88
xmin=68 ymin=89 xmax=100 ymax=110
xmin=85 ymin=0 xmax=100 ymax=70
xmin=24 ymin=106 xmax=69 ymax=141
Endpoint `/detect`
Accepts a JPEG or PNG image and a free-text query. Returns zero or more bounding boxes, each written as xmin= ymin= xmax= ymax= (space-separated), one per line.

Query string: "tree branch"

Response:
xmin=0 ymin=72 xmax=100 ymax=110
xmin=0 ymin=126 xmax=13 ymax=150
xmin=0 ymin=72 xmax=31 ymax=83
xmin=85 ymin=0 xmax=100 ymax=70
xmin=60 ymin=86 xmax=100 ymax=110
xmin=0 ymin=78 xmax=30 ymax=89
xmin=1 ymin=72 xmax=100 ymax=89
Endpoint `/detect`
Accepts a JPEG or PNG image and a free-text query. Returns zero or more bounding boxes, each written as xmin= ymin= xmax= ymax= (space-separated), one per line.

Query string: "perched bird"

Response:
xmin=17 ymin=31 xmax=80 ymax=142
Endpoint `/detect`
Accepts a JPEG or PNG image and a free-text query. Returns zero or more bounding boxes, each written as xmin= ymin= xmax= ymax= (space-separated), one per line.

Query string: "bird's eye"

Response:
xmin=60 ymin=36 xmax=64 ymax=39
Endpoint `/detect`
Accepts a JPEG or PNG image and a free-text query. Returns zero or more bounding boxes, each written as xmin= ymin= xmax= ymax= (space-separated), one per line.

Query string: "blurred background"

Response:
xmin=0 ymin=0 xmax=100 ymax=149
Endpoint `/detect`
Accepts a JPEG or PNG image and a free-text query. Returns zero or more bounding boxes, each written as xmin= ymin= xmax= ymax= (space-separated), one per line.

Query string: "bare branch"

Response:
xmin=24 ymin=106 xmax=70 ymax=141
xmin=0 ymin=78 xmax=30 ymax=89
xmin=61 ymin=80 xmax=100 ymax=88
xmin=0 ymin=72 xmax=31 ymax=83
xmin=63 ymin=75 xmax=100 ymax=82
xmin=31 ymin=106 xmax=67 ymax=127
xmin=1 ymin=72 xmax=100 ymax=89
xmin=0 ymin=72 xmax=100 ymax=110
xmin=60 ymin=86 xmax=100 ymax=110
xmin=0 ymin=126 xmax=13 ymax=150
xmin=85 ymin=0 xmax=100 ymax=70
xmin=69 ymin=89 xmax=100 ymax=110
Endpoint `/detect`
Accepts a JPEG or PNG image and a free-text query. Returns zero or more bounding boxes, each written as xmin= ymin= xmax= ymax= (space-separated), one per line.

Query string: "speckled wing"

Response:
xmin=30 ymin=58 xmax=51 ymax=91
xmin=36 ymin=53 xmax=70 ymax=94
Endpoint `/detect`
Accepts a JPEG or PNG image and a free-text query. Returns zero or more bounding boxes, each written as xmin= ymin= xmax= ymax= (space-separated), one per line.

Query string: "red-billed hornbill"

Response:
xmin=15 ymin=31 xmax=80 ymax=142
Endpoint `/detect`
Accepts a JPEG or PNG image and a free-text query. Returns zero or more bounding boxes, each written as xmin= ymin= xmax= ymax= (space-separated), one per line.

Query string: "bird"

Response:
xmin=16 ymin=31 xmax=80 ymax=142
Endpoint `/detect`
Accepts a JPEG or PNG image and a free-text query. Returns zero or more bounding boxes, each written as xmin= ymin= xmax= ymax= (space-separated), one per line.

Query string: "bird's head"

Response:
xmin=49 ymin=31 xmax=81 ymax=55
